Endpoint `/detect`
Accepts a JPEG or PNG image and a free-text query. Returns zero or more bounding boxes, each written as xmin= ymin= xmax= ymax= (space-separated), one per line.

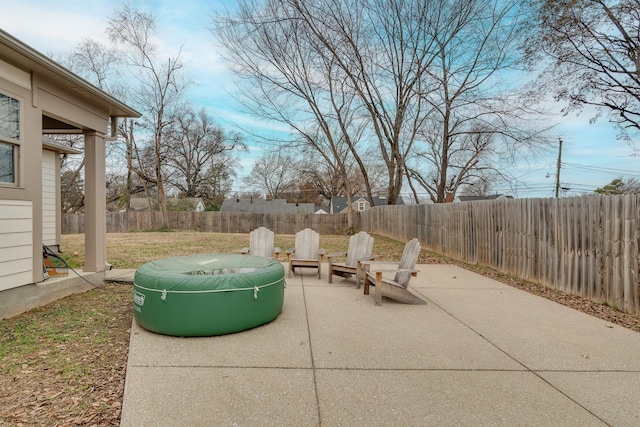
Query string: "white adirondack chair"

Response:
xmin=326 ymin=231 xmax=375 ymax=286
xmin=286 ymin=228 xmax=325 ymax=278
xmin=362 ymin=238 xmax=427 ymax=306
xmin=240 ymin=227 xmax=281 ymax=259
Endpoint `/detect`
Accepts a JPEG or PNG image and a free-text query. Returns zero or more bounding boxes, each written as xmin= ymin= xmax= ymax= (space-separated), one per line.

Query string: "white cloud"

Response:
xmin=1 ymin=2 xmax=113 ymax=52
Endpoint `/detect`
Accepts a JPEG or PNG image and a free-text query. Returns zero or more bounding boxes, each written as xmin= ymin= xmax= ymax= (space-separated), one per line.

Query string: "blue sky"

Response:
xmin=2 ymin=0 xmax=639 ymax=199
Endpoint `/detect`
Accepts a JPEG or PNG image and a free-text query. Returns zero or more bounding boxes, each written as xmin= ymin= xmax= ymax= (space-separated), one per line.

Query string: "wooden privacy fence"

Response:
xmin=358 ymin=195 xmax=640 ymax=315
xmin=63 ymin=211 xmax=350 ymax=236
xmin=63 ymin=194 xmax=639 ymax=314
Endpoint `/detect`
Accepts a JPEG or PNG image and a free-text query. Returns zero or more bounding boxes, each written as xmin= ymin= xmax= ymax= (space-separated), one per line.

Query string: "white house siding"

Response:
xmin=42 ymin=150 xmax=57 ymax=247
xmin=0 ymin=200 xmax=33 ymax=291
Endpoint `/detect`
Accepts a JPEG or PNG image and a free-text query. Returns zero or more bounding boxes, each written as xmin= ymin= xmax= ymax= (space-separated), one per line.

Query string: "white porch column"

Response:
xmin=83 ymin=130 xmax=106 ymax=272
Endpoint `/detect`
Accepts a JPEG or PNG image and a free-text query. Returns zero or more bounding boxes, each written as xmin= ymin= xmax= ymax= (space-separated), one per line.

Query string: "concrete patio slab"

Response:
xmin=423 ymin=281 xmax=640 ymax=371
xmin=304 ymin=284 xmax=523 ymax=371
xmin=126 ymin=285 xmax=311 ymax=369
xmin=315 ymin=370 xmax=605 ymax=426
xmin=105 ymin=268 xmax=136 ymax=283
xmin=538 ymin=371 xmax=640 ymax=426
xmin=412 ymin=264 xmax=514 ymax=290
xmin=120 ymin=263 xmax=640 ymax=426
xmin=121 ymin=367 xmax=319 ymax=426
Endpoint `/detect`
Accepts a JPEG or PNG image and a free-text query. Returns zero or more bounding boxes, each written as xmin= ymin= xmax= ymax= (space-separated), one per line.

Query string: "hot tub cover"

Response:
xmin=133 ymin=254 xmax=285 ymax=336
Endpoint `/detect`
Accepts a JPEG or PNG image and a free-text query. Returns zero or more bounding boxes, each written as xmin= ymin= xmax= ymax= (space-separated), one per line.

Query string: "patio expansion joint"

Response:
xmin=300 ymin=274 xmax=322 ymax=424
xmin=313 ymin=367 xmax=528 ymax=372
xmin=125 ymin=365 xmax=640 ymax=375
xmin=126 ymin=364 xmax=314 ymax=370
xmin=426 ymin=296 xmax=614 ymax=426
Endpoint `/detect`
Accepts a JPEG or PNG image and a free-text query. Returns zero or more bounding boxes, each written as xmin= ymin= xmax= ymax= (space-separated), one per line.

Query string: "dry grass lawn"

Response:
xmin=59 ymin=231 xmax=438 ymax=269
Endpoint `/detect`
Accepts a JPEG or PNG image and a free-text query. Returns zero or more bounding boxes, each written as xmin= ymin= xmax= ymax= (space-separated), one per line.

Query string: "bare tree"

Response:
xmin=213 ymin=0 xmax=447 ymax=207
xmin=459 ymin=172 xmax=499 ymax=197
xmin=68 ymin=38 xmax=123 ymax=90
xmin=525 ymin=0 xmax=640 ymax=138
xmin=116 ymin=117 xmax=137 ymax=211
xmin=286 ymin=0 xmax=442 ymax=205
xmin=243 ymin=151 xmax=299 ymax=199
xmin=298 ymin=160 xmax=345 ymax=203
xmin=57 ymin=40 xmax=127 ymax=211
xmin=107 ymin=5 xmax=189 ymax=229
xmin=167 ymin=107 xmax=245 ymax=200
xmin=406 ymin=0 xmax=550 ymax=203
xmin=298 ymin=144 xmax=387 ymax=202
xmin=214 ymin=3 xmax=372 ymax=225
xmin=60 ymin=170 xmax=84 ymax=213
xmin=198 ymin=160 xmax=236 ymax=210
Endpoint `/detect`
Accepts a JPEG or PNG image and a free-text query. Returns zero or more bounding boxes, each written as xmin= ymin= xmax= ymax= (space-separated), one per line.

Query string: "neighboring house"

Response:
xmin=108 ymin=197 xmax=205 ymax=213
xmin=330 ymin=195 xmax=405 ymax=214
xmin=220 ymin=198 xmax=315 ymax=214
xmin=315 ymin=205 xmax=329 ymax=215
xmin=107 ymin=197 xmax=154 ymax=213
xmin=454 ymin=194 xmax=513 ymax=203
xmin=0 ymin=30 xmax=139 ymax=319
xmin=128 ymin=197 xmax=154 ymax=212
xmin=167 ymin=197 xmax=205 ymax=212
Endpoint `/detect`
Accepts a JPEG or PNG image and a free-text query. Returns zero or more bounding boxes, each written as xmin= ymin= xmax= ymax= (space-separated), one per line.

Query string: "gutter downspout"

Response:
xmin=106 ymin=116 xmax=118 ymax=141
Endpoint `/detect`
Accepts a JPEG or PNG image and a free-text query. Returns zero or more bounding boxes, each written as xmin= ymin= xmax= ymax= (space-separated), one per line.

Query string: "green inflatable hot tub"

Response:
xmin=133 ymin=254 xmax=285 ymax=336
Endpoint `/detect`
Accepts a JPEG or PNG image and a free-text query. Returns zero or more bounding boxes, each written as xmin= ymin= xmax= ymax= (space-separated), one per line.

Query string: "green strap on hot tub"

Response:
xmin=134 ymin=277 xmax=284 ymax=297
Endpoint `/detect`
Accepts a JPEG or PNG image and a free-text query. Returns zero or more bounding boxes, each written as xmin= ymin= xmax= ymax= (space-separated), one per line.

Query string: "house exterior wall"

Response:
xmin=336 ymin=199 xmax=369 ymax=214
xmin=0 ymin=59 xmax=112 ymax=291
xmin=351 ymin=199 xmax=369 ymax=212
xmin=0 ymin=62 xmax=42 ymax=291
xmin=0 ymin=199 xmax=33 ymax=291
xmin=36 ymin=75 xmax=111 ymax=273
xmin=0 ymin=31 xmax=139 ymax=319
xmin=37 ymin=77 xmax=110 ymax=131
xmin=41 ymin=149 xmax=56 ymax=247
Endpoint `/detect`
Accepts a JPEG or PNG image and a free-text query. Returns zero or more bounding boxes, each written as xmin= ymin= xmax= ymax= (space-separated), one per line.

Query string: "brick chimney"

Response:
xmin=445 ymin=192 xmax=454 ymax=203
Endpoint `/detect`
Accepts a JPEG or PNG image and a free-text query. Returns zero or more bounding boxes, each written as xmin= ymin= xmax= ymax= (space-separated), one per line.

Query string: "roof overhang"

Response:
xmin=42 ymin=136 xmax=82 ymax=155
xmin=0 ymin=29 xmax=140 ymax=119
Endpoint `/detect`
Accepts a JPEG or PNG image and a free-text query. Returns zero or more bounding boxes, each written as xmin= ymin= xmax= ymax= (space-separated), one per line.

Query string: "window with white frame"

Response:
xmin=0 ymin=92 xmax=19 ymax=184
xmin=358 ymin=201 xmax=366 ymax=211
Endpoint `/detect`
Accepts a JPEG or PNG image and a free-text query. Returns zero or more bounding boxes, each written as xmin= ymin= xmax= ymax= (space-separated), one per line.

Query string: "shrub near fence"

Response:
xmin=357 ymin=195 xmax=640 ymax=315
xmin=62 ymin=194 xmax=640 ymax=315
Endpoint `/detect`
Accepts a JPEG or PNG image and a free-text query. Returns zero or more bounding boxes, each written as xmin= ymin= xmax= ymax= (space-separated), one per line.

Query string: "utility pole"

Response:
xmin=555 ymin=138 xmax=563 ymax=198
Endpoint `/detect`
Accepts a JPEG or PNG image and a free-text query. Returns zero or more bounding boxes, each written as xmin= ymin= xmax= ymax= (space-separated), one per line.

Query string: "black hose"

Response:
xmin=42 ymin=244 xmax=129 ymax=293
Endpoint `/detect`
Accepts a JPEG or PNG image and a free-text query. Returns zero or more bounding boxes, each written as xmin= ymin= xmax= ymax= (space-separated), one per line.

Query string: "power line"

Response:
xmin=561 ymin=162 xmax=640 ymax=177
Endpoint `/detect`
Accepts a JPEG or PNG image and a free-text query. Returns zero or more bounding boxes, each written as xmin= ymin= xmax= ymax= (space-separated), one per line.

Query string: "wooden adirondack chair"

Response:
xmin=362 ymin=238 xmax=427 ymax=306
xmin=286 ymin=228 xmax=325 ymax=278
xmin=326 ymin=231 xmax=375 ymax=286
xmin=240 ymin=227 xmax=281 ymax=259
